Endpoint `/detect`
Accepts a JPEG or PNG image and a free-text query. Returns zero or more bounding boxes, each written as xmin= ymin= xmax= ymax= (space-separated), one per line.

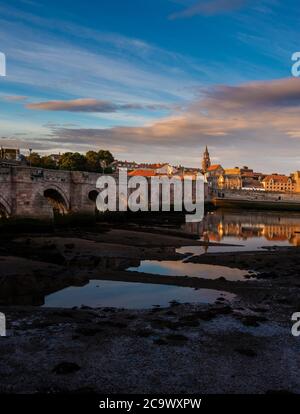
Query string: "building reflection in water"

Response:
xmin=182 ymin=209 xmax=300 ymax=247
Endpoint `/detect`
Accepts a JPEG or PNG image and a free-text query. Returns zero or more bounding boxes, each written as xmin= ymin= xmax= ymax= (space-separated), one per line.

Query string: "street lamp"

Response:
xmin=29 ymin=148 xmax=32 ymax=168
xmin=100 ymin=160 xmax=107 ymax=174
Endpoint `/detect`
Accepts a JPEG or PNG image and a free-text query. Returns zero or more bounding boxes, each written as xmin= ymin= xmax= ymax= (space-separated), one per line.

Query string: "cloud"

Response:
xmin=37 ymin=77 xmax=300 ymax=173
xmin=26 ymin=98 xmax=170 ymax=113
xmin=169 ymin=0 xmax=247 ymax=19
xmin=2 ymin=95 xmax=28 ymax=102
xmin=201 ymin=77 xmax=300 ymax=110
xmin=0 ymin=6 xmax=204 ymax=105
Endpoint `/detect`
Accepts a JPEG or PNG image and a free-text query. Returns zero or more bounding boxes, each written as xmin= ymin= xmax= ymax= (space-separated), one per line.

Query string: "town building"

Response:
xmin=205 ymin=164 xmax=224 ymax=189
xmin=218 ymin=168 xmax=242 ymax=189
xmin=201 ymin=146 xmax=300 ymax=193
xmin=128 ymin=169 xmax=157 ymax=177
xmin=127 ymin=163 xmax=178 ymax=177
xmin=49 ymin=154 xmax=61 ymax=166
xmin=111 ymin=160 xmax=138 ymax=171
xmin=292 ymin=172 xmax=300 ymax=192
xmin=0 ymin=147 xmax=20 ymax=161
xmin=262 ymin=174 xmax=295 ymax=192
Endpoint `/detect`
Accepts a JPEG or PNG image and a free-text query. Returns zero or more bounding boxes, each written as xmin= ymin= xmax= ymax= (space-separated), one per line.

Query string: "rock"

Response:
xmin=265 ymin=389 xmax=295 ymax=395
xmin=169 ymin=300 xmax=180 ymax=307
xmin=150 ymin=319 xmax=179 ymax=330
xmin=165 ymin=334 xmax=188 ymax=343
xmin=235 ymin=348 xmax=257 ymax=357
xmin=97 ymin=321 xmax=127 ymax=329
xmin=153 ymin=338 xmax=168 ymax=345
xmin=179 ymin=314 xmax=200 ymax=327
xmin=241 ymin=315 xmax=267 ymax=327
xmin=214 ymin=305 xmax=232 ymax=315
xmin=164 ymin=310 xmax=176 ymax=316
xmin=64 ymin=243 xmax=75 ymax=249
xmin=136 ymin=329 xmax=154 ymax=338
xmin=75 ymin=327 xmax=103 ymax=336
xmin=52 ymin=362 xmax=81 ymax=375
xmin=195 ymin=310 xmax=216 ymax=321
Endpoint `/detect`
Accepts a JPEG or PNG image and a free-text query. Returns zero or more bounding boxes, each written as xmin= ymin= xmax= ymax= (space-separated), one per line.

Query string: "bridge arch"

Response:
xmin=43 ymin=186 xmax=69 ymax=215
xmin=88 ymin=190 xmax=99 ymax=202
xmin=87 ymin=189 xmax=100 ymax=216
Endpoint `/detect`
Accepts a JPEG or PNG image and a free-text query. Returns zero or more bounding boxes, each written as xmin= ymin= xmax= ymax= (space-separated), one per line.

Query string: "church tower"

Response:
xmin=202 ymin=146 xmax=211 ymax=172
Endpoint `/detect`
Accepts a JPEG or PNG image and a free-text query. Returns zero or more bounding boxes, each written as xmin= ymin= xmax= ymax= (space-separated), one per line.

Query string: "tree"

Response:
xmin=98 ymin=150 xmax=114 ymax=166
xmin=25 ymin=150 xmax=114 ymax=172
xmin=58 ymin=152 xmax=86 ymax=171
xmin=85 ymin=150 xmax=114 ymax=172
xmin=27 ymin=152 xmax=41 ymax=167
xmin=85 ymin=151 xmax=100 ymax=172
xmin=41 ymin=156 xmax=57 ymax=169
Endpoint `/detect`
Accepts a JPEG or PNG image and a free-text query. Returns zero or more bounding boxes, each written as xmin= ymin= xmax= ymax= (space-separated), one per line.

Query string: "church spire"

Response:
xmin=202 ymin=146 xmax=211 ymax=172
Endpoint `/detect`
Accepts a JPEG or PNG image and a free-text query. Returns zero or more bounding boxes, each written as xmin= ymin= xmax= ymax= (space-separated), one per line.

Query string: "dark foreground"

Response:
xmin=0 ymin=221 xmax=300 ymax=394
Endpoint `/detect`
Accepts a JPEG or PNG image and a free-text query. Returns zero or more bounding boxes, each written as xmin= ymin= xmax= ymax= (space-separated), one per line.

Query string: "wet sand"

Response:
xmin=0 ymin=224 xmax=299 ymax=393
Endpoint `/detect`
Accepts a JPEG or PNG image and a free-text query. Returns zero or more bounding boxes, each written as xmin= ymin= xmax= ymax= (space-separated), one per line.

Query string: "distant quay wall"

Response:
xmin=211 ymin=189 xmax=300 ymax=211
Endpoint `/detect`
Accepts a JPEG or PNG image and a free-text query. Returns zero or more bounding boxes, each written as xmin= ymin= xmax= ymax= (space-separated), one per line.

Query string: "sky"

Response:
xmin=0 ymin=0 xmax=300 ymax=172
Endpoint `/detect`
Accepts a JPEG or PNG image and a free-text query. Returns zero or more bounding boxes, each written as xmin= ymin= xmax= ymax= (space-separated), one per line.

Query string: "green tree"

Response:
xmin=85 ymin=150 xmax=100 ymax=172
xmin=27 ymin=152 xmax=42 ymax=167
xmin=58 ymin=152 xmax=86 ymax=171
xmin=98 ymin=150 xmax=114 ymax=166
xmin=41 ymin=156 xmax=57 ymax=169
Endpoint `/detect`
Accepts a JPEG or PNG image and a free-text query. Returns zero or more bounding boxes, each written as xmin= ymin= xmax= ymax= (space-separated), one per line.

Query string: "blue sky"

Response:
xmin=1 ymin=0 xmax=300 ymax=171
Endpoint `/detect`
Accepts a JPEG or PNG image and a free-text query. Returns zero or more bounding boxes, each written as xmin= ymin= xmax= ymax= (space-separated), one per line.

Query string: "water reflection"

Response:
xmin=128 ymin=260 xmax=248 ymax=281
xmin=0 ymin=272 xmax=89 ymax=306
xmin=43 ymin=280 xmax=235 ymax=309
xmin=181 ymin=209 xmax=300 ymax=252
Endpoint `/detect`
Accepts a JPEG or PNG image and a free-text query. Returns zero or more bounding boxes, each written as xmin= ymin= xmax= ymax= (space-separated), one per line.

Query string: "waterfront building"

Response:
xmin=262 ymin=174 xmax=295 ymax=192
xmin=291 ymin=171 xmax=300 ymax=192
xmin=201 ymin=146 xmax=299 ymax=193
xmin=218 ymin=168 xmax=242 ymax=190
xmin=205 ymin=164 xmax=224 ymax=189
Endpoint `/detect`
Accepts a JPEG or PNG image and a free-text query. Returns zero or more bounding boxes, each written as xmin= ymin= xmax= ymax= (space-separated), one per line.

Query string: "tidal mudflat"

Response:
xmin=1 ymin=212 xmax=300 ymax=393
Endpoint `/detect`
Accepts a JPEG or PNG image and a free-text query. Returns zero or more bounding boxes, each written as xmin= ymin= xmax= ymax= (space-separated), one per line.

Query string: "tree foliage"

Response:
xmin=26 ymin=150 xmax=114 ymax=173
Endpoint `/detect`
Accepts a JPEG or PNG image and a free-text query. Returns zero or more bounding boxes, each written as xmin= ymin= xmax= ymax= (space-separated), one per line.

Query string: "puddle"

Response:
xmin=43 ymin=279 xmax=235 ymax=309
xmin=128 ymin=260 xmax=249 ymax=281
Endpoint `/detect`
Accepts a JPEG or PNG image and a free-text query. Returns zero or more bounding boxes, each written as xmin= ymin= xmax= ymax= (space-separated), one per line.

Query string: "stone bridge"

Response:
xmin=0 ymin=163 xmax=103 ymax=220
xmin=0 ymin=163 xmax=206 ymax=221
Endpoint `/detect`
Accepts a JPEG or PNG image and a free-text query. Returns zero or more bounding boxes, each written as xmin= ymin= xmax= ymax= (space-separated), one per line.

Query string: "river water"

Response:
xmin=44 ymin=209 xmax=300 ymax=309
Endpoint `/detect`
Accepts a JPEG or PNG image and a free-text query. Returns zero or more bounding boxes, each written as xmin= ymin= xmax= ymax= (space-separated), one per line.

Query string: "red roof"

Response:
xmin=128 ymin=169 xmax=157 ymax=177
xmin=262 ymin=174 xmax=292 ymax=183
xmin=206 ymin=164 xmax=223 ymax=172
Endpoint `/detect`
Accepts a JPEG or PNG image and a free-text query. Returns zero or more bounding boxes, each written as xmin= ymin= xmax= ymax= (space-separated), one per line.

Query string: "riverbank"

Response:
xmin=0 ymin=221 xmax=299 ymax=393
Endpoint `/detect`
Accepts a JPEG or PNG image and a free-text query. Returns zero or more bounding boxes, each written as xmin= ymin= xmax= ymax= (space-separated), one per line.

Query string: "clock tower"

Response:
xmin=202 ymin=146 xmax=211 ymax=172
